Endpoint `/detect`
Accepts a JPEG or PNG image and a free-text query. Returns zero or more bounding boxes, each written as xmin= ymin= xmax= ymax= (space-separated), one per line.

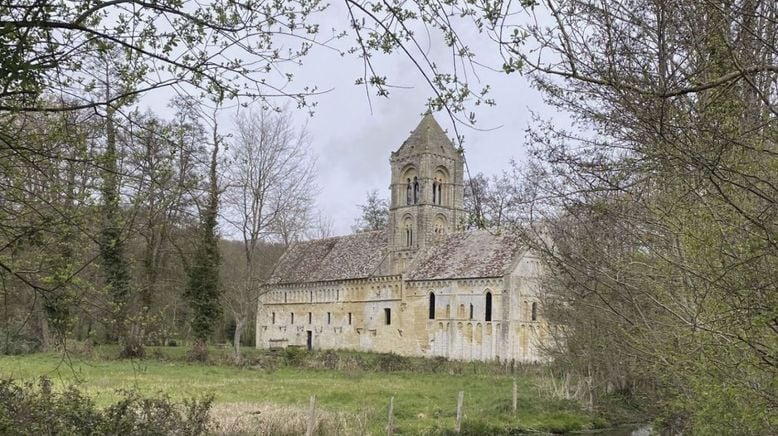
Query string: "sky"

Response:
xmin=134 ymin=2 xmax=557 ymax=236
xmin=272 ymin=4 xmax=555 ymax=235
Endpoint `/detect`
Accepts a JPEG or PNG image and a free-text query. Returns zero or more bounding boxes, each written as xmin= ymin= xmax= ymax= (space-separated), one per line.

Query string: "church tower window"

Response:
xmin=432 ymin=180 xmax=438 ymax=204
xmin=429 ymin=292 xmax=436 ymax=319
xmin=406 ymin=178 xmax=412 ymax=205
xmin=531 ymin=302 xmax=538 ymax=321
xmin=413 ymin=177 xmax=419 ymax=204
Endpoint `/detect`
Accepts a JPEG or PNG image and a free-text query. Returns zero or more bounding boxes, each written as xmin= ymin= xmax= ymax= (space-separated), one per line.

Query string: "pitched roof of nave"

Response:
xmin=393 ymin=112 xmax=460 ymax=159
xmin=405 ymin=230 xmax=523 ymax=281
xmin=267 ymin=230 xmax=388 ymax=285
xmin=266 ymin=229 xmax=524 ymax=286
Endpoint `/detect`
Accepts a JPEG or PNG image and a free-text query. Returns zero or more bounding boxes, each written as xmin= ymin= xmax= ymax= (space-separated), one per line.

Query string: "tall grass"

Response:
xmin=0 ymin=345 xmax=605 ymax=434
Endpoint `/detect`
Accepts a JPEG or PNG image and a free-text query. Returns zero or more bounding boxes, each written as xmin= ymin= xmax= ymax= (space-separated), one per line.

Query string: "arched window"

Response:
xmin=406 ymin=178 xmax=412 ymax=205
xmin=531 ymin=302 xmax=538 ymax=321
xmin=433 ymin=215 xmax=447 ymax=236
xmin=413 ymin=177 xmax=419 ymax=204
xmin=429 ymin=292 xmax=436 ymax=319
xmin=469 ymin=304 xmax=474 ymax=320
xmin=485 ymin=292 xmax=492 ymax=321
xmin=434 ymin=167 xmax=448 ymax=205
xmin=404 ymin=218 xmax=413 ymax=247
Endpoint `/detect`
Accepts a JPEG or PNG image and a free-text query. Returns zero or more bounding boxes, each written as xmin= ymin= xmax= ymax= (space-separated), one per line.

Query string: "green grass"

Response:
xmin=0 ymin=347 xmax=601 ymax=434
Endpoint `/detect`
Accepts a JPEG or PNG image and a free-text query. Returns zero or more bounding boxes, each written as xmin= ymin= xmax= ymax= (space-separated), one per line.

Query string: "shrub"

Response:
xmin=374 ymin=352 xmax=412 ymax=372
xmin=0 ymin=377 xmax=213 ymax=435
xmin=282 ymin=346 xmax=305 ymax=366
xmin=0 ymin=330 xmax=41 ymax=355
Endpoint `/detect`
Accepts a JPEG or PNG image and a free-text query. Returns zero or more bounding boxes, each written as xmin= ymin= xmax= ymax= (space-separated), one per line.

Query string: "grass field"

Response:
xmin=0 ymin=346 xmax=604 ymax=434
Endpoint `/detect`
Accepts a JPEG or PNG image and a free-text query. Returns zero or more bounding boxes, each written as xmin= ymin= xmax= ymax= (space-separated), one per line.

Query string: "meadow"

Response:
xmin=0 ymin=346 xmax=605 ymax=434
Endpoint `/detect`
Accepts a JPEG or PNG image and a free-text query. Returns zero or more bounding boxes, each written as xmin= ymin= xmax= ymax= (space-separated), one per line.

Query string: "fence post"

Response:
xmin=512 ymin=378 xmax=518 ymax=416
xmin=306 ymin=395 xmax=316 ymax=436
xmin=387 ymin=396 xmax=395 ymax=436
xmin=455 ymin=391 xmax=464 ymax=433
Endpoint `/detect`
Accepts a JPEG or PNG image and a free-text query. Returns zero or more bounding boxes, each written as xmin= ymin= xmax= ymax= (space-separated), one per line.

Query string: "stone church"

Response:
xmin=256 ymin=114 xmax=547 ymax=362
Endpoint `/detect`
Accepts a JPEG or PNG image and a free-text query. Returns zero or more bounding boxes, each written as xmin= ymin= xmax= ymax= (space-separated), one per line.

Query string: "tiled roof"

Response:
xmin=394 ymin=113 xmax=460 ymax=158
xmin=406 ymin=230 xmax=523 ymax=281
xmin=267 ymin=231 xmax=388 ymax=285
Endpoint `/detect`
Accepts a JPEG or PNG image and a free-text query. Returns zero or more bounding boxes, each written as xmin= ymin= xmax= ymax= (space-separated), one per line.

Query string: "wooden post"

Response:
xmin=455 ymin=391 xmax=464 ymax=433
xmin=387 ymin=396 xmax=395 ymax=436
xmin=512 ymin=378 xmax=518 ymax=416
xmin=306 ymin=395 xmax=316 ymax=436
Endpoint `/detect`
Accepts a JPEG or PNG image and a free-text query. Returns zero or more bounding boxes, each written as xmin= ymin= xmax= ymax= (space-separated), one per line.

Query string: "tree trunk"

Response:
xmin=233 ymin=316 xmax=246 ymax=362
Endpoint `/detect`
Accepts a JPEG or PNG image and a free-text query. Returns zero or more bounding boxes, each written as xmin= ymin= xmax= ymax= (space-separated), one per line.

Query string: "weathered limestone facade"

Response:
xmin=256 ymin=114 xmax=547 ymax=362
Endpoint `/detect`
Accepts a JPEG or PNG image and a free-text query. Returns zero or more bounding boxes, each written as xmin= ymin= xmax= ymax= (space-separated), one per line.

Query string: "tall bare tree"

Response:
xmin=223 ymin=107 xmax=316 ymax=359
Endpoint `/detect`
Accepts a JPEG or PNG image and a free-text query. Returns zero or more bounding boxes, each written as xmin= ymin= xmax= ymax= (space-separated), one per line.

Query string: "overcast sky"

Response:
xmin=137 ymin=3 xmax=557 ymax=237
xmin=272 ymin=4 xmax=557 ymax=235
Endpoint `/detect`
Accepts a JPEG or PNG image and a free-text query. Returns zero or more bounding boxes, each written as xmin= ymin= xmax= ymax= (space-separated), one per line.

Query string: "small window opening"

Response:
xmin=310 ymin=291 xmax=313 ymax=302
xmin=291 ymin=313 xmax=295 ymax=324
xmin=271 ymin=312 xmax=276 ymax=324
xmin=406 ymin=179 xmax=412 ymax=205
xmin=384 ymin=308 xmax=391 ymax=325
xmin=308 ymin=312 xmax=312 ymax=324
xmin=428 ymin=292 xmax=436 ymax=320
xmin=445 ymin=304 xmax=451 ymax=318
xmin=469 ymin=304 xmax=474 ymax=320
xmin=348 ymin=312 xmax=352 ymax=325
xmin=413 ymin=177 xmax=419 ymax=204
xmin=485 ymin=292 xmax=492 ymax=322
xmin=284 ymin=292 xmax=287 ymax=303
xmin=531 ymin=302 xmax=538 ymax=321
xmin=432 ymin=181 xmax=438 ymax=204
xmin=327 ymin=312 xmax=331 ymax=324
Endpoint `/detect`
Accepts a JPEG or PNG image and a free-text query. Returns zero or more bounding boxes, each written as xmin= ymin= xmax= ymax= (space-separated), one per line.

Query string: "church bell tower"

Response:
xmin=388 ymin=113 xmax=465 ymax=274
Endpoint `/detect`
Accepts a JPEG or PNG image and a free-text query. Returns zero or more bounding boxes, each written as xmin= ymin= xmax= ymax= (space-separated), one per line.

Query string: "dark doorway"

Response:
xmin=306 ymin=331 xmax=312 ymax=351
xmin=485 ymin=292 xmax=492 ymax=321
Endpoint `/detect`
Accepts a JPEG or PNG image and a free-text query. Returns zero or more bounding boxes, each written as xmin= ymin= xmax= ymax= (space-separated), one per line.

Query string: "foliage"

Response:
xmin=507 ymin=0 xmax=778 ymax=433
xmin=0 ymin=0 xmax=327 ymax=111
xmin=0 ymin=0 xmax=519 ymax=119
xmin=352 ymin=190 xmax=389 ymax=233
xmin=185 ymin=139 xmax=222 ymax=345
xmin=0 ymin=377 xmax=212 ymax=435
xmin=98 ymin=106 xmax=137 ymax=357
